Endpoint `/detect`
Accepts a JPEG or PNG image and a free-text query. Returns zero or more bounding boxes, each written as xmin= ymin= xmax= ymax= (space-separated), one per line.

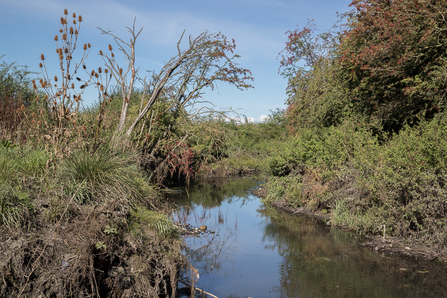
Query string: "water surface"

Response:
xmin=172 ymin=178 xmax=447 ymax=298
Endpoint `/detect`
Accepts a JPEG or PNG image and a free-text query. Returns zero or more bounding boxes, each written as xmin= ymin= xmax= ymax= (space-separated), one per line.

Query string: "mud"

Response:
xmin=0 ymin=203 xmax=182 ymax=297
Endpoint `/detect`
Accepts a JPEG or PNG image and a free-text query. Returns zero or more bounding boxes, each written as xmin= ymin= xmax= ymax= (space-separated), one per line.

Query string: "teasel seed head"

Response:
xmin=104 ymin=68 xmax=108 ymax=74
xmin=108 ymin=44 xmax=112 ymax=51
xmin=73 ymin=19 xmax=76 ymax=25
xmin=100 ymin=85 xmax=104 ymax=91
xmin=83 ymin=64 xmax=86 ymax=69
xmin=111 ymin=52 xmax=115 ymax=58
xmin=21 ymin=104 xmax=25 ymax=112
xmin=60 ymin=17 xmax=64 ymax=24
xmin=71 ymin=83 xmax=75 ymax=89
xmin=70 ymin=27 xmax=73 ymax=35
xmin=64 ymin=48 xmax=69 ymax=53
xmin=119 ymin=68 xmax=123 ymax=75
xmin=98 ymin=67 xmax=102 ymax=73
xmin=41 ymin=54 xmax=45 ymax=61
xmin=54 ymin=35 xmax=58 ymax=41
xmin=91 ymin=70 xmax=95 ymax=76
xmin=84 ymin=44 xmax=87 ymax=50
xmin=88 ymin=43 xmax=91 ymax=48
xmin=63 ymin=33 xmax=67 ymax=40
xmin=59 ymin=29 xmax=63 ymax=33
xmin=72 ymin=12 xmax=76 ymax=18
xmin=99 ymin=50 xmax=103 ymax=56
xmin=75 ymin=29 xmax=78 ymax=35
xmin=37 ymin=120 xmax=41 ymax=126
xmin=95 ymin=73 xmax=99 ymax=78
xmin=64 ymin=9 xmax=68 ymax=15
xmin=54 ymin=76 xmax=58 ymax=82
xmin=33 ymin=83 xmax=37 ymax=89
xmin=78 ymin=15 xmax=82 ymax=22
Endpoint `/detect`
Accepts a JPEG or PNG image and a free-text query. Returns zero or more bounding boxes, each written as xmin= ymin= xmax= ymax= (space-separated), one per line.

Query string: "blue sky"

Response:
xmin=0 ymin=0 xmax=352 ymax=122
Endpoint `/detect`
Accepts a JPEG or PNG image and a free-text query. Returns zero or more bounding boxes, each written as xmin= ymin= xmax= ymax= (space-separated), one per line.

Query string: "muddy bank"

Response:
xmin=252 ymin=187 xmax=447 ymax=264
xmin=0 ymin=202 xmax=182 ymax=297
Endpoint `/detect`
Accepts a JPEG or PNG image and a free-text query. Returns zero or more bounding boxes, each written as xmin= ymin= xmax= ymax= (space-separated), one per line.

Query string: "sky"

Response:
xmin=0 ymin=0 xmax=353 ymax=122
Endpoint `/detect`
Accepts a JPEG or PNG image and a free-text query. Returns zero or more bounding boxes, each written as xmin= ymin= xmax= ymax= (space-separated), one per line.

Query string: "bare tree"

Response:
xmin=98 ymin=23 xmax=254 ymax=136
xmin=98 ymin=20 xmax=142 ymax=133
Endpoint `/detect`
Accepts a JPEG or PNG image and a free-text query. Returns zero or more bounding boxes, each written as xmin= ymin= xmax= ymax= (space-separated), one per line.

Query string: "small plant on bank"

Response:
xmin=104 ymin=224 xmax=118 ymax=236
xmin=95 ymin=241 xmax=107 ymax=250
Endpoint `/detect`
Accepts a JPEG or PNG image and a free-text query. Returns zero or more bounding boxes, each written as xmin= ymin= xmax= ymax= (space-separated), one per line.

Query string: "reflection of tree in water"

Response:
xmin=183 ymin=232 xmax=239 ymax=274
xmin=258 ymin=206 xmax=447 ymax=298
xmin=173 ymin=177 xmax=259 ymax=277
xmin=173 ymin=177 xmax=252 ymax=279
xmin=172 ymin=177 xmax=260 ymax=209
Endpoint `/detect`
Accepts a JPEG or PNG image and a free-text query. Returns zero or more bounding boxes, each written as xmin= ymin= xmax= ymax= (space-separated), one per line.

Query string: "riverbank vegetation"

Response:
xmin=0 ymin=9 xmax=253 ymax=297
xmin=259 ymin=0 xmax=447 ymax=254
xmin=2 ymin=0 xmax=447 ymax=295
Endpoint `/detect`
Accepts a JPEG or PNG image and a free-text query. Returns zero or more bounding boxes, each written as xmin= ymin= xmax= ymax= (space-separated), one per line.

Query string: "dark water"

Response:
xmin=172 ymin=177 xmax=447 ymax=298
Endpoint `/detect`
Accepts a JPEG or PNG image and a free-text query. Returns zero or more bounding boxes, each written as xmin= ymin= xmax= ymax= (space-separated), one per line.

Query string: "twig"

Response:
xmin=178 ymin=278 xmax=218 ymax=298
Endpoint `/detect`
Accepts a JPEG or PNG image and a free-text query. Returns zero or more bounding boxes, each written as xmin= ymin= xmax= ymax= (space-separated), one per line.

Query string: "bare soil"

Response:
xmin=0 ymin=203 xmax=182 ymax=297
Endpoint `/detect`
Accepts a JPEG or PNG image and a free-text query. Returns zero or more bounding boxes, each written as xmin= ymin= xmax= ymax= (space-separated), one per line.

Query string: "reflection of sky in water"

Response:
xmin=173 ymin=180 xmax=447 ymax=298
xmin=176 ymin=195 xmax=284 ymax=297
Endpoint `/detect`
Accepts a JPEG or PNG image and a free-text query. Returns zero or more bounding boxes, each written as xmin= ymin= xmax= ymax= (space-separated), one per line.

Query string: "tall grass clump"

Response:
xmin=59 ymin=144 xmax=156 ymax=207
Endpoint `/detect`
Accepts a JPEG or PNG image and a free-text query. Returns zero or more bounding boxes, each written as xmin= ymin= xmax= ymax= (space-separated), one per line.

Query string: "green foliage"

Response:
xmin=263 ymin=115 xmax=447 ymax=244
xmin=0 ymin=146 xmax=48 ymax=229
xmin=0 ymin=184 xmax=32 ymax=229
xmin=278 ymin=19 xmax=349 ymax=131
xmin=339 ymin=0 xmax=447 ymax=130
xmin=0 ymin=56 xmax=37 ymax=143
xmin=95 ymin=241 xmax=107 ymax=250
xmin=129 ymin=206 xmax=178 ymax=238
xmin=104 ymin=224 xmax=118 ymax=235
xmin=264 ymin=175 xmax=304 ymax=207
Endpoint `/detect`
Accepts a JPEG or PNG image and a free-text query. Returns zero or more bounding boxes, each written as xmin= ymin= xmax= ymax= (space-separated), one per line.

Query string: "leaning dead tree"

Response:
xmin=98 ymin=22 xmax=253 ymax=136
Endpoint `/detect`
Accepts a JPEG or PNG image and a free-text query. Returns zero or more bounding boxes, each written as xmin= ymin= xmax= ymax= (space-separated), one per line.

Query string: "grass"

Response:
xmin=59 ymin=144 xmax=157 ymax=208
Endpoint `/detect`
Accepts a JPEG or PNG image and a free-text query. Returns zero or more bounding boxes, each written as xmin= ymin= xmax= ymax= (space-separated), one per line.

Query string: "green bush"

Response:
xmin=264 ymin=175 xmax=303 ymax=207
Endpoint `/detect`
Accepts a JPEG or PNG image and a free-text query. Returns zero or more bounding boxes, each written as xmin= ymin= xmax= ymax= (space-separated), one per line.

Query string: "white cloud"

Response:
xmin=259 ymin=114 xmax=269 ymax=122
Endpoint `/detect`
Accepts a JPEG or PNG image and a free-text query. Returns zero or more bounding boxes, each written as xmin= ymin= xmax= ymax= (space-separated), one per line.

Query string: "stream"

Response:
xmin=171 ymin=177 xmax=447 ymax=298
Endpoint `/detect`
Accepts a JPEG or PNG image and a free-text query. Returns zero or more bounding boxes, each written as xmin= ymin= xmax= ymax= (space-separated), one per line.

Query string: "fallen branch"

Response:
xmin=178 ymin=278 xmax=218 ymax=298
